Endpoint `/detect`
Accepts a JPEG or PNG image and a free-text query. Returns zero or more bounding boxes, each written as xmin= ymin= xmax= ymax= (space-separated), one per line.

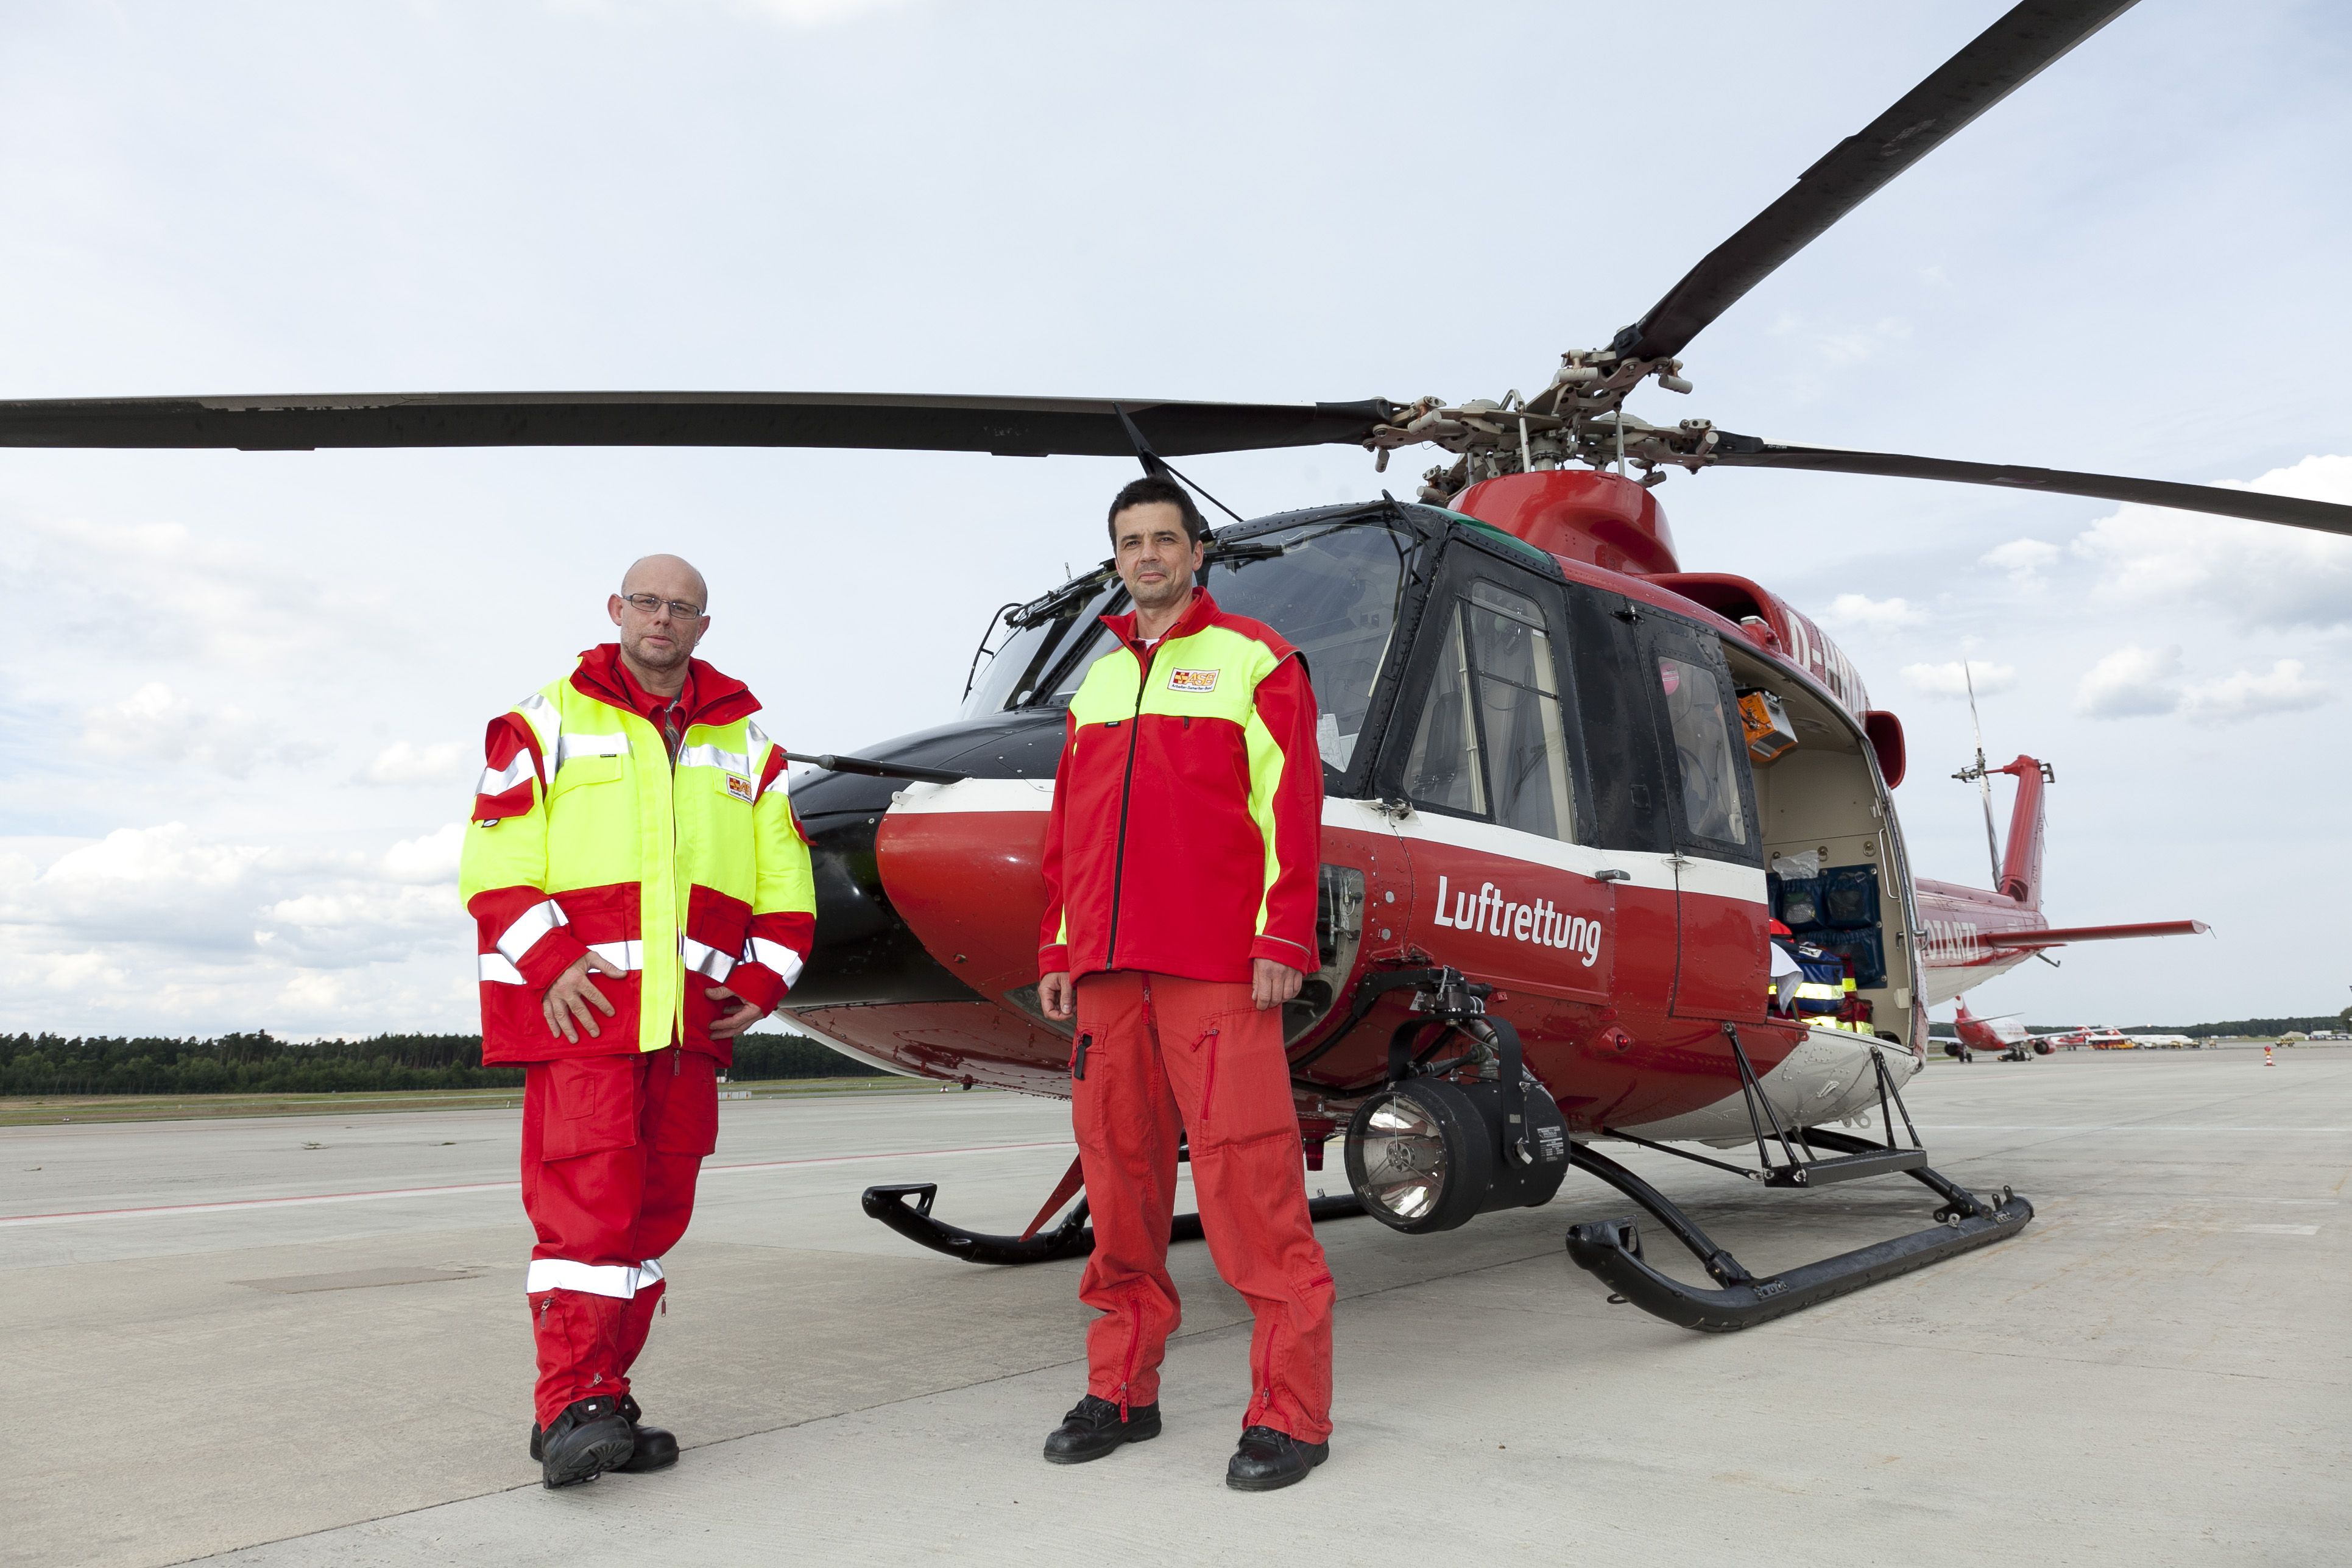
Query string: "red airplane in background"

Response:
xmin=1948 ymin=1000 xmax=2055 ymax=1062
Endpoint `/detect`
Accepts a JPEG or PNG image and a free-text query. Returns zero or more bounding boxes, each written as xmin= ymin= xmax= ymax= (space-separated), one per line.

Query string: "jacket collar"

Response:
xmin=1101 ymin=587 xmax=1218 ymax=654
xmin=571 ymin=643 xmax=760 ymax=728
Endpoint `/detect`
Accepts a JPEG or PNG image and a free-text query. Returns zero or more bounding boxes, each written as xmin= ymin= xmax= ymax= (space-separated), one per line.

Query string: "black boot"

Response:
xmin=530 ymin=1394 xmax=679 ymax=1475
xmin=537 ymin=1395 xmax=635 ymax=1489
xmin=615 ymin=1394 xmax=679 ymax=1472
xmin=1225 ymin=1425 xmax=1329 ymax=1492
xmin=1042 ymin=1394 xmax=1161 ymax=1464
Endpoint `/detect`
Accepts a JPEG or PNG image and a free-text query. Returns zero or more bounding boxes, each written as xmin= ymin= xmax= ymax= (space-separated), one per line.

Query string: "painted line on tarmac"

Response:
xmin=0 ymin=1138 xmax=1076 ymax=1228
xmin=1912 ymin=1124 xmax=2351 ymax=1133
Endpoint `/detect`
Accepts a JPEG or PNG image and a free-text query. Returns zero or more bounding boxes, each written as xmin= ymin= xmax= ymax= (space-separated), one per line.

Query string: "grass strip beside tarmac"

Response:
xmin=0 ymin=1075 xmax=958 ymax=1126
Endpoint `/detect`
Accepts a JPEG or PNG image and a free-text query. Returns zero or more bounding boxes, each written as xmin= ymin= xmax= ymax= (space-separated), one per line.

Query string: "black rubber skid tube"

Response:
xmin=1564 ymin=1192 xmax=2035 ymax=1332
xmin=862 ymin=1181 xmax=1368 ymax=1266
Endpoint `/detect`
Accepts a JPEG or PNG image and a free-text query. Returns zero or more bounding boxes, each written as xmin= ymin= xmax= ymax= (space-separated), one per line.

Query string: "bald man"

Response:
xmin=458 ymin=555 xmax=817 ymax=1488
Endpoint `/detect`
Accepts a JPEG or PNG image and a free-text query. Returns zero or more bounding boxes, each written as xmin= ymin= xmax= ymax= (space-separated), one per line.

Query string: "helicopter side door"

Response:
xmin=1639 ymin=622 xmax=1771 ymax=1022
xmin=1379 ymin=551 xmax=1611 ymax=1005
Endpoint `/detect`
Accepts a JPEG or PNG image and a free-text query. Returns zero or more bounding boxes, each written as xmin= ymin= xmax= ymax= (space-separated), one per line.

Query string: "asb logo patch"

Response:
xmin=1168 ymin=667 xmax=1220 ymax=694
xmin=724 ymin=773 xmax=755 ymax=803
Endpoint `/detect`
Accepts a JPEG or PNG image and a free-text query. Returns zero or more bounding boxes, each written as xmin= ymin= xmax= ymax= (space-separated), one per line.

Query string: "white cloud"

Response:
xmin=2071 ymin=454 xmax=2352 ymax=629
xmin=5 ymin=514 xmax=395 ymax=674
xmin=256 ymin=883 xmax=460 ymax=967
xmin=363 ymin=741 xmax=467 ymax=786
xmin=2178 ymin=660 xmax=2332 ymax=724
xmin=1902 ymin=660 xmax=2017 ymax=699
xmin=0 ymin=819 xmax=471 ymax=1024
xmin=2074 ymin=646 xmax=2333 ymax=725
xmin=2076 ymin=645 xmax=2183 ymax=718
xmin=80 ymin=683 xmax=274 ymax=777
xmin=1823 ymin=593 xmax=1925 ymax=631
xmin=382 ymin=822 xmax=464 ymax=884
xmin=1982 ymin=537 xmax=2059 ymax=585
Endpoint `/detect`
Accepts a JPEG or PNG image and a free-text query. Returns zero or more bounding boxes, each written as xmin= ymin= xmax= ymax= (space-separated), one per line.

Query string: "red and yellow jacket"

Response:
xmin=457 ymin=645 xmax=816 ymax=1065
xmin=1039 ymin=589 xmax=1323 ymax=985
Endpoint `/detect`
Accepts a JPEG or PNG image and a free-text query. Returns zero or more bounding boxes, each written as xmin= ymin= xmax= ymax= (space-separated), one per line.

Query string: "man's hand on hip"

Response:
xmin=705 ymin=984 xmax=765 ymax=1040
xmin=1252 ymin=958 xmax=1304 ymax=1011
xmin=542 ymin=951 xmax=626 ymax=1043
xmin=1039 ymin=971 xmax=1074 ymax=1022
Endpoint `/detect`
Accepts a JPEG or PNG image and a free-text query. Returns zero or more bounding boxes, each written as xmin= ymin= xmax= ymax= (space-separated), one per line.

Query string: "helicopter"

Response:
xmin=0 ymin=0 xmax=2331 ymax=1332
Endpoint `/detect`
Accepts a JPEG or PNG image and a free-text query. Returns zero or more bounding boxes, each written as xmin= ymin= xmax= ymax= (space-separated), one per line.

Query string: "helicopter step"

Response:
xmin=1754 ymin=1144 xmax=1929 ymax=1187
xmin=1563 ymin=1129 xmax=2033 ymax=1332
xmin=861 ymin=1181 xmax=1366 ymax=1266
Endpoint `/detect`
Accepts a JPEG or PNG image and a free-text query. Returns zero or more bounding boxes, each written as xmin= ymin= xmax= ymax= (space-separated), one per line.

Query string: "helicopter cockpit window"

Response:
xmin=1403 ymin=578 xmax=1575 ymax=839
xmin=961 ymin=574 xmax=1121 ymax=718
xmin=1402 ymin=610 xmax=1485 ymax=814
xmin=1658 ymin=655 xmax=1750 ymax=846
xmin=1202 ymin=520 xmax=1413 ymax=772
xmin=966 ymin=517 xmax=1415 ymax=775
xmin=1466 ymin=581 xmax=1574 ymax=839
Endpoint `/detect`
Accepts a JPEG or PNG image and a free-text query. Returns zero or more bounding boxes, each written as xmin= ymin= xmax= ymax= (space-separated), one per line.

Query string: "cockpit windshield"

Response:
xmin=961 ymin=514 xmax=1419 ymax=773
xmin=960 ymin=572 xmax=1121 ymax=718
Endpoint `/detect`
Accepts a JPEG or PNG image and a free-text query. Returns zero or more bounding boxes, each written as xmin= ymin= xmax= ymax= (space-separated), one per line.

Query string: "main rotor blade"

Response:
xmin=0 ymin=390 xmax=1397 ymax=458
xmin=1709 ymin=436 xmax=2352 ymax=537
xmin=1611 ymin=0 xmax=2137 ymax=362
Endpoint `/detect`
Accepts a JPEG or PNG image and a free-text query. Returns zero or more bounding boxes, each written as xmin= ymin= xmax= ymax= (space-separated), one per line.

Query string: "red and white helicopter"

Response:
xmin=2 ymin=1 xmax=2320 ymax=1331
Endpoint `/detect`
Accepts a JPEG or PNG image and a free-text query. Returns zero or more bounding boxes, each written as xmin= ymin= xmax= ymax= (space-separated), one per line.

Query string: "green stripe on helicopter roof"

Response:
xmin=1436 ymin=510 xmax=1559 ymax=573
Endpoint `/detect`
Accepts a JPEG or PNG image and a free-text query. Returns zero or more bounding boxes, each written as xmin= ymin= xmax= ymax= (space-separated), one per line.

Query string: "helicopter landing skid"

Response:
xmin=861 ymin=1182 xmax=1368 ymax=1266
xmin=1563 ymin=1129 xmax=2033 ymax=1332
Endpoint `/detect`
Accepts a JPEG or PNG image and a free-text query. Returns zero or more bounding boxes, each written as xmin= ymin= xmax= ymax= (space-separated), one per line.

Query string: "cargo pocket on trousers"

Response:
xmin=652 ymin=1050 xmax=719 ymax=1157
xmin=1198 ymin=1009 xmax=1290 ymax=1146
xmin=540 ymin=1056 xmax=640 ymax=1162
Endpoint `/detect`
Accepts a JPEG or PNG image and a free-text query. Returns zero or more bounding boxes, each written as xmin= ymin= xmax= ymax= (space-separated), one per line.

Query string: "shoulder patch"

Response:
xmin=1168 ymin=667 xmax=1220 ymax=694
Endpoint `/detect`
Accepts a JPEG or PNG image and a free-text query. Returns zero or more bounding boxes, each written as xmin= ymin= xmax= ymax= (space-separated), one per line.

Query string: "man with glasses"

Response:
xmin=458 ymin=554 xmax=815 ymax=1488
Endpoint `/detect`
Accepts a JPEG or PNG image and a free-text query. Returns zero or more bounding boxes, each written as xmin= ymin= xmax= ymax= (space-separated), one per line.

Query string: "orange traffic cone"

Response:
xmin=2264 ymin=1042 xmax=2275 ymax=1067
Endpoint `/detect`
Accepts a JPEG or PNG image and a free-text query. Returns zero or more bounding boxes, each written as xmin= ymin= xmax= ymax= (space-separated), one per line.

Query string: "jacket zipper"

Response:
xmin=1101 ymin=639 xmax=1162 ymax=969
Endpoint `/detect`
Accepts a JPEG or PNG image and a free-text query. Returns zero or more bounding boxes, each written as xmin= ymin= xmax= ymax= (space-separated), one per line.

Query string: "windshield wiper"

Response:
xmin=1008 ymin=569 xmax=1112 ymax=629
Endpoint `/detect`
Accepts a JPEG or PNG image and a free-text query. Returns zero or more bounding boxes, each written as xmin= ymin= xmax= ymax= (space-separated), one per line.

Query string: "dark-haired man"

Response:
xmin=1036 ymin=477 xmax=1335 ymax=1491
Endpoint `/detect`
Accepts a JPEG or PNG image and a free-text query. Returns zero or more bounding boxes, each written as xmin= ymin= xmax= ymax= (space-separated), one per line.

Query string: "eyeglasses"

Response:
xmin=620 ymin=592 xmax=705 ymax=621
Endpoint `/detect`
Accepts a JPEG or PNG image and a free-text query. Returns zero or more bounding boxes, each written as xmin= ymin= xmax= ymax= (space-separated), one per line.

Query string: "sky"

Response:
xmin=1 ymin=0 xmax=2347 ymax=1040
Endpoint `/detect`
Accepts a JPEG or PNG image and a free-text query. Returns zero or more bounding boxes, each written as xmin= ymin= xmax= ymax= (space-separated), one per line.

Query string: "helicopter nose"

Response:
xmin=773 ymin=712 xmax=1067 ymax=1014
xmin=785 ymin=788 xmax=978 ymax=1011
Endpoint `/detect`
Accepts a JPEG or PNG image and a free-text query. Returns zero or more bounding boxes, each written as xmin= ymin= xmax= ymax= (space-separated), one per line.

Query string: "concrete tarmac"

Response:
xmin=4 ymin=1048 xmax=2345 ymax=1567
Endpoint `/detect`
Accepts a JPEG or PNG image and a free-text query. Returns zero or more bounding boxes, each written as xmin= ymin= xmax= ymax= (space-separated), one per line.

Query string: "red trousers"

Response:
xmin=520 ymin=1047 xmax=718 ymax=1427
xmin=1072 ymin=971 xmax=1334 ymax=1443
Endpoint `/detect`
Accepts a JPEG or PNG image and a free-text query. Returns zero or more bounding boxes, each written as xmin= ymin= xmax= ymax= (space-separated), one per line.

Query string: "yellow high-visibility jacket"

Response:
xmin=457 ymin=645 xmax=816 ymax=1064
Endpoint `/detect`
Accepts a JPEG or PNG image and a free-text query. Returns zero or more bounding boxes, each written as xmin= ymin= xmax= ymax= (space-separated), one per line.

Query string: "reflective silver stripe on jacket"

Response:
xmin=475 ymin=750 xmax=535 ymax=799
xmin=681 ymin=936 xmax=736 ymax=981
xmin=675 ymin=741 xmax=752 ymax=775
xmin=495 ymin=900 xmax=569 ymax=963
xmin=514 ymin=692 xmax=561 ymax=786
xmin=479 ymin=953 xmax=527 ymax=984
xmin=553 ymin=731 xmax=630 ymax=777
xmin=743 ymin=937 xmax=805 ymax=988
xmin=587 ymin=940 xmax=645 ymax=972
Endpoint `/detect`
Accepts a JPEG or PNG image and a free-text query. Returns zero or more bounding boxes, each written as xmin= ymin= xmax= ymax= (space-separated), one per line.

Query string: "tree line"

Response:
xmin=0 ymin=1030 xmax=884 ymax=1097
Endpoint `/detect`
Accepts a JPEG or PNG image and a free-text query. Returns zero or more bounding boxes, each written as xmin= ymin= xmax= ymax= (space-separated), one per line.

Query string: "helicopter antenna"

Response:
xmin=1951 ymin=660 xmax=2002 ymax=888
xmin=1111 ymin=403 xmax=1246 ymax=528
